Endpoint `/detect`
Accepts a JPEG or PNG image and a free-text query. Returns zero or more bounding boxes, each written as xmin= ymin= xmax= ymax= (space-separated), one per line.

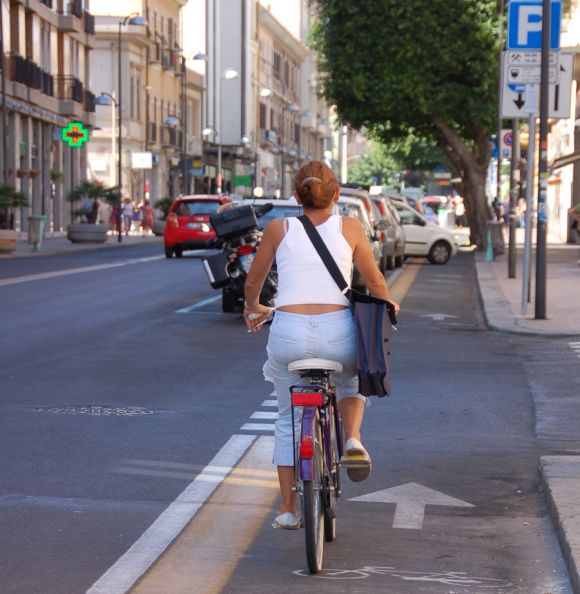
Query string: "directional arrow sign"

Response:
xmin=349 ymin=482 xmax=474 ymax=530
xmin=420 ymin=314 xmax=458 ymax=321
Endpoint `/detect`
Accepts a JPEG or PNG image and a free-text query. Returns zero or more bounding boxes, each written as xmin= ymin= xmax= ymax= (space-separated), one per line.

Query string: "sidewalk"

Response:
xmin=475 ymin=240 xmax=580 ymax=593
xmin=1 ymin=232 xmax=162 ymax=258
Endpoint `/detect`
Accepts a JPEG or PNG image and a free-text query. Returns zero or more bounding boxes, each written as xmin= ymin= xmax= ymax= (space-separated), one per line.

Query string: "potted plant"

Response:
xmin=66 ymin=180 xmax=113 ymax=243
xmin=153 ymin=196 xmax=174 ymax=236
xmin=0 ymin=184 xmax=28 ymax=254
xmin=50 ymin=169 xmax=64 ymax=182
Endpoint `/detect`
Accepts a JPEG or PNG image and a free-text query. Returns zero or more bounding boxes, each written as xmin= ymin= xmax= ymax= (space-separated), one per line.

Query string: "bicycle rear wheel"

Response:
xmin=324 ymin=400 xmax=340 ymax=542
xmin=303 ymin=418 xmax=324 ymax=573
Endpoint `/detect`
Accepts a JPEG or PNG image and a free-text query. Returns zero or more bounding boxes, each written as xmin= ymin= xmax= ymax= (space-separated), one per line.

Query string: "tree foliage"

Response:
xmin=311 ymin=0 xmax=500 ymax=246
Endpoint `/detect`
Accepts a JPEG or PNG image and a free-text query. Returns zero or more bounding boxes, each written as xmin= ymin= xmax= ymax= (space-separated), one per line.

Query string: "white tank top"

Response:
xmin=275 ymin=216 xmax=353 ymax=308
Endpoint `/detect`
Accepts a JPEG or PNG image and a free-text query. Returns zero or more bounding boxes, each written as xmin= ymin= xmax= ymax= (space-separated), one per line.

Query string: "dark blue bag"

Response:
xmin=298 ymin=216 xmax=397 ymax=397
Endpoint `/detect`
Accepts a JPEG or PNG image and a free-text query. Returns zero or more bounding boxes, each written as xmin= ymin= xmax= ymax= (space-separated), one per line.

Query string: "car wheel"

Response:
xmin=164 ymin=246 xmax=173 ymax=258
xmin=386 ymin=255 xmax=395 ymax=270
xmin=428 ymin=241 xmax=451 ymax=265
xmin=174 ymin=248 xmax=183 ymax=258
xmin=394 ymin=254 xmax=404 ymax=267
xmin=379 ymin=255 xmax=388 ymax=273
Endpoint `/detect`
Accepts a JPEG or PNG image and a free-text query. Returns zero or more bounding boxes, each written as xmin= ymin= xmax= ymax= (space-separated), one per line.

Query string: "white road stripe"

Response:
xmin=250 ymin=411 xmax=278 ymax=420
xmin=86 ymin=434 xmax=255 ymax=594
xmin=0 ymin=256 xmax=164 ymax=287
xmin=261 ymin=399 xmax=277 ymax=407
xmin=240 ymin=423 xmax=275 ymax=432
xmin=386 ymin=267 xmax=404 ymax=286
xmin=175 ymin=295 xmax=221 ymax=313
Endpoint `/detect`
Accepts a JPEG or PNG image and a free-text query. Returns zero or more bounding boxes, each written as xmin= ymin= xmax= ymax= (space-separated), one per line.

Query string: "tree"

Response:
xmin=311 ymin=0 xmax=499 ymax=247
xmin=348 ymin=142 xmax=399 ymax=186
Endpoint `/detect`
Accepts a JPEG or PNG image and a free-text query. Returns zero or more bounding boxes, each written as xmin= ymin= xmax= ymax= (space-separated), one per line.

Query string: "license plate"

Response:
xmin=239 ymin=253 xmax=255 ymax=273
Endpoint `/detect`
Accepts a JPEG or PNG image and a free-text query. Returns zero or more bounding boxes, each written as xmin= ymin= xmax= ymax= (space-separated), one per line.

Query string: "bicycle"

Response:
xmin=289 ymin=357 xmax=344 ymax=574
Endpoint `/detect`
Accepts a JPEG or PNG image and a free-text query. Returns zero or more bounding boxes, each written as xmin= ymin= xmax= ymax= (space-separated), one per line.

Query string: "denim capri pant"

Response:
xmin=263 ymin=309 xmax=364 ymax=466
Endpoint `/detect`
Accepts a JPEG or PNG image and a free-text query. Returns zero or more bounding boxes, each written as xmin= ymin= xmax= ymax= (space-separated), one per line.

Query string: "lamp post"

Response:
xmin=117 ymin=12 xmax=147 ymax=242
xmin=0 ymin=1 xmax=7 ymax=184
xmin=95 ymin=92 xmax=117 ymax=186
xmin=217 ymin=68 xmax=239 ymax=194
xmin=280 ymin=102 xmax=300 ymax=197
xmin=164 ymin=114 xmax=187 ymax=195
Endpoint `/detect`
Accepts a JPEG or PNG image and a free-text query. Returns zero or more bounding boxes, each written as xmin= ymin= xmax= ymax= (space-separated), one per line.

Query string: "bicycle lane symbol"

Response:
xmin=293 ymin=566 xmax=513 ymax=589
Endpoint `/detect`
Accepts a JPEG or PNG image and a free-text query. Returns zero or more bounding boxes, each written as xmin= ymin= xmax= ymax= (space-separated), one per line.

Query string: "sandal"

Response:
xmin=341 ymin=437 xmax=371 ymax=482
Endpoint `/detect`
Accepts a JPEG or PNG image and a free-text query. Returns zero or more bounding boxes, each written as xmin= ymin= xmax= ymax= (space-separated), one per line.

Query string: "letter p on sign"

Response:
xmin=507 ymin=0 xmax=561 ymax=50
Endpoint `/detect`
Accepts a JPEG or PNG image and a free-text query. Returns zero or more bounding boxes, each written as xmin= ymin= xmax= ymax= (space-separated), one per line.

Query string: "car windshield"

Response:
xmin=176 ymin=201 xmax=222 ymax=216
xmin=253 ymin=204 xmax=304 ymax=226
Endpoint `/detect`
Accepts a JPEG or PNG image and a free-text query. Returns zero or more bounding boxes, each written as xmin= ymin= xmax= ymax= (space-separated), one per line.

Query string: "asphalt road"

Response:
xmin=0 ymin=244 xmax=574 ymax=594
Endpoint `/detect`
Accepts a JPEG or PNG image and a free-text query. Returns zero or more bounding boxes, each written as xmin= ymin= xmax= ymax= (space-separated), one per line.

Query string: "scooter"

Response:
xmin=201 ymin=203 xmax=277 ymax=313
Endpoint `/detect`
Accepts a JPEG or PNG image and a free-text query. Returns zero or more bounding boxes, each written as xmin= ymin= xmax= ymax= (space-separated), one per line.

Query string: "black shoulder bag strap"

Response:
xmin=298 ymin=215 xmax=350 ymax=297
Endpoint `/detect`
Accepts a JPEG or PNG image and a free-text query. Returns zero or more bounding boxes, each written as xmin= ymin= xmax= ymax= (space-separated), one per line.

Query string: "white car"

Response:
xmin=390 ymin=199 xmax=459 ymax=264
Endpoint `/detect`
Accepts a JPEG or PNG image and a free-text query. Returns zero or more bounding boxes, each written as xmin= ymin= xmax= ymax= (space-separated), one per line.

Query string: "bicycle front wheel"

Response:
xmin=303 ymin=421 xmax=324 ymax=573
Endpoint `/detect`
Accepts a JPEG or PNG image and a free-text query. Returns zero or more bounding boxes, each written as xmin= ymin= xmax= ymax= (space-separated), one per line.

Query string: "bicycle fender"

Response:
xmin=299 ymin=408 xmax=316 ymax=481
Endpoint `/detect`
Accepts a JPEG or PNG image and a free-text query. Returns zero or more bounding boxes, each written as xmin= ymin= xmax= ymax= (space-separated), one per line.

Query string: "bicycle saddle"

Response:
xmin=288 ymin=358 xmax=343 ymax=373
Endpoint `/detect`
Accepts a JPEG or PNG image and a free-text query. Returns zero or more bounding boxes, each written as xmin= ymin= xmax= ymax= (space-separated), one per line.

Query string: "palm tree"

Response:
xmin=0 ymin=185 xmax=28 ymax=230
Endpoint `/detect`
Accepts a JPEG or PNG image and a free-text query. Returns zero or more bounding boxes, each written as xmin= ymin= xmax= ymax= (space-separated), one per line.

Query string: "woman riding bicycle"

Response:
xmin=244 ymin=160 xmax=399 ymax=530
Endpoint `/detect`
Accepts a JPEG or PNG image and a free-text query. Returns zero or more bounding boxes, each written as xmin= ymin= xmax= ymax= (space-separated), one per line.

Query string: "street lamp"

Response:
xmin=164 ymin=114 xmax=188 ymax=196
xmin=216 ymin=68 xmax=239 ymax=194
xmin=280 ymin=102 xmax=300 ymax=197
xmin=117 ymin=12 xmax=147 ymax=242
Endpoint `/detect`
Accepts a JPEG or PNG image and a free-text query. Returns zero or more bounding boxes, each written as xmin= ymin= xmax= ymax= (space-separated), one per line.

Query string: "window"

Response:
xmin=294 ymin=123 xmax=300 ymax=144
xmin=270 ymin=108 xmax=275 ymax=130
xmin=284 ymin=61 xmax=289 ymax=87
xmin=259 ymin=103 xmax=267 ymax=129
xmin=130 ymin=76 xmax=135 ymax=118
xmin=273 ymin=51 xmax=281 ymax=80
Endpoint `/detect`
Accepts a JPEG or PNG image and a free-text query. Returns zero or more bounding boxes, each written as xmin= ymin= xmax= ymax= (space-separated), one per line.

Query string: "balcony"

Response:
xmin=162 ymin=126 xmax=181 ymax=147
xmin=84 ymin=90 xmax=95 ymax=112
xmin=259 ymin=129 xmax=278 ymax=148
xmin=84 ymin=11 xmax=95 ymax=34
xmin=161 ymin=49 xmax=178 ymax=71
xmin=56 ymin=75 xmax=84 ymax=116
xmin=8 ymin=54 xmax=53 ymax=96
xmin=40 ymin=0 xmax=53 ymax=8
xmin=58 ymin=0 xmax=83 ymax=32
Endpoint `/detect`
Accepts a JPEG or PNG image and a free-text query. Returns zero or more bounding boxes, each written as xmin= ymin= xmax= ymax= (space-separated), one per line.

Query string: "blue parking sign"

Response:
xmin=507 ymin=0 xmax=561 ymax=50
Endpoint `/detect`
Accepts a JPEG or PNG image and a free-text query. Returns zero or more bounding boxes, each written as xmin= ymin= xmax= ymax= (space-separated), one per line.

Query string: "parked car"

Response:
xmin=337 ymin=195 xmax=383 ymax=289
xmin=389 ymin=199 xmax=459 ymax=265
xmin=163 ymin=195 xmax=233 ymax=258
xmin=401 ymin=187 xmax=425 ymax=213
xmin=421 ymin=204 xmax=439 ymax=225
xmin=244 ymin=197 xmax=304 ymax=226
xmin=339 ymin=186 xmax=380 ymax=228
xmin=371 ymin=194 xmax=405 ymax=270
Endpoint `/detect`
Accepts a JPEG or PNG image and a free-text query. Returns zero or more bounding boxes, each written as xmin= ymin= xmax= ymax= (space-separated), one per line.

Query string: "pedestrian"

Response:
xmin=141 ymin=200 xmax=155 ymax=236
xmin=516 ymin=197 xmax=526 ymax=228
xmin=109 ymin=203 xmax=120 ymax=235
xmin=122 ymin=198 xmax=133 ymax=236
xmin=243 ymin=160 xmax=399 ymax=530
xmin=568 ymin=204 xmax=580 ymax=244
xmin=131 ymin=200 xmax=142 ymax=233
xmin=455 ymin=197 xmax=466 ymax=228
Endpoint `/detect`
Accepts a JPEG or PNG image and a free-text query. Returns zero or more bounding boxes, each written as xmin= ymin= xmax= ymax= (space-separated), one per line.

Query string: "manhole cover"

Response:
xmin=33 ymin=405 xmax=155 ymax=416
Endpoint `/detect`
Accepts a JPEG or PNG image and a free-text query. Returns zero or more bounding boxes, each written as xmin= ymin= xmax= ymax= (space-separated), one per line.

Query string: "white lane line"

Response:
xmin=261 ymin=399 xmax=277 ymax=407
xmin=0 ymin=256 xmax=164 ymax=287
xmin=250 ymin=411 xmax=278 ymax=420
xmin=240 ymin=423 xmax=275 ymax=432
xmin=175 ymin=295 xmax=221 ymax=313
xmin=86 ymin=434 xmax=255 ymax=594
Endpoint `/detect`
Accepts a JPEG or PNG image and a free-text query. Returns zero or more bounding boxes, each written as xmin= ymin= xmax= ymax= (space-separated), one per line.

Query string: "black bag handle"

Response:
xmin=298 ymin=215 xmax=350 ymax=295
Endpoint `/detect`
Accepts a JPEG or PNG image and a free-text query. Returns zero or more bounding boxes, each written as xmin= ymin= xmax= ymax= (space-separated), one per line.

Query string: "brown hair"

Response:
xmin=293 ymin=160 xmax=338 ymax=209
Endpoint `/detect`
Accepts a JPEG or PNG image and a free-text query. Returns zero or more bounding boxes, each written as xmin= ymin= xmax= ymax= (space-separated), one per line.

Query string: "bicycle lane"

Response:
xmin=218 ymin=254 xmax=571 ymax=594
xmin=92 ymin=263 xmax=420 ymax=594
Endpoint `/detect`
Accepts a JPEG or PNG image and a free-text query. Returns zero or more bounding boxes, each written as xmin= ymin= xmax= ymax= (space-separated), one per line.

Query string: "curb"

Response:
xmin=474 ymin=255 xmax=580 ymax=339
xmin=3 ymin=237 xmax=163 ymax=259
xmin=539 ymin=456 xmax=580 ymax=594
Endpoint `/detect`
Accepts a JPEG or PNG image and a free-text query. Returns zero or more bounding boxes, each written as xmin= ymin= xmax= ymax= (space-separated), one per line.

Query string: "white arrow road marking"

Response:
xmin=87 ymin=434 xmax=255 ymax=594
xmin=0 ymin=256 xmax=165 ymax=287
xmin=420 ymin=314 xmax=459 ymax=321
xmin=349 ymin=482 xmax=474 ymax=530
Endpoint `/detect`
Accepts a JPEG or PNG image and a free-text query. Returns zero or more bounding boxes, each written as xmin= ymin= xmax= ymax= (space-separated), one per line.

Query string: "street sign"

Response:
xmin=131 ymin=152 xmax=153 ymax=169
xmin=501 ymin=129 xmax=513 ymax=159
xmin=507 ymin=0 xmax=562 ymax=50
xmin=500 ymin=52 xmax=573 ymax=118
xmin=61 ymin=122 xmax=89 ymax=148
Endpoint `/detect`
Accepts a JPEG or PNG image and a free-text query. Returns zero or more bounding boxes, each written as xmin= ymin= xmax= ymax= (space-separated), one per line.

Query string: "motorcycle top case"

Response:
xmin=201 ymin=252 xmax=230 ymax=289
xmin=210 ymin=205 xmax=258 ymax=240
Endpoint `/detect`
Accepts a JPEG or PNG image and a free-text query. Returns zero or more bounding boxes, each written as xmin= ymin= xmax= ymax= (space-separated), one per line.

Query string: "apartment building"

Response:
xmin=0 ymin=0 xmax=96 ymax=234
xmin=192 ymin=0 xmax=333 ymax=197
xmin=548 ymin=1 xmax=580 ymax=242
xmin=88 ymin=0 xmax=204 ymax=204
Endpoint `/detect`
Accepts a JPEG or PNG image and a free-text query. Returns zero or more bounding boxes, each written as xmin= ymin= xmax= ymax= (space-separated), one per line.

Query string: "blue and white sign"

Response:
xmin=507 ymin=0 xmax=562 ymax=50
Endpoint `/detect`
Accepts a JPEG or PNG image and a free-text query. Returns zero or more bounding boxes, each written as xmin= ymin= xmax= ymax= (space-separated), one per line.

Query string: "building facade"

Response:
xmin=0 ymin=0 xmax=96 ymax=234
xmin=88 ymin=0 xmax=204 ymax=206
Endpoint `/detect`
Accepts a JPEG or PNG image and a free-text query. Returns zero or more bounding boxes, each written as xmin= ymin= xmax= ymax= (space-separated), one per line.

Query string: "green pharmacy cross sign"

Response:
xmin=62 ymin=122 xmax=89 ymax=148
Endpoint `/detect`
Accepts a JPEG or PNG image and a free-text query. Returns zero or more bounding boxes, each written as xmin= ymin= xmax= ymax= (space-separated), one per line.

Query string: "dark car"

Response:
xmin=163 ymin=195 xmax=233 ymax=258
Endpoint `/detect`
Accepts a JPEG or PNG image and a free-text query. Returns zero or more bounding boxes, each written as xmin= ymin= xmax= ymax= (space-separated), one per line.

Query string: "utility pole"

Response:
xmin=508 ymin=120 xmax=520 ymax=278
xmin=535 ymin=0 xmax=550 ymax=319
xmin=0 ymin=0 xmax=8 ymax=184
xmin=496 ymin=0 xmax=506 ymax=204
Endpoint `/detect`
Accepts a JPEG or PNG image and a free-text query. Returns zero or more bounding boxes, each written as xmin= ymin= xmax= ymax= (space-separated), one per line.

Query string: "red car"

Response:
xmin=164 ymin=195 xmax=232 ymax=258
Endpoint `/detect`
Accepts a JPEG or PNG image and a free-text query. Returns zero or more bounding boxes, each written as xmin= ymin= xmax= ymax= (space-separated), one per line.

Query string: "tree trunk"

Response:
xmin=433 ymin=116 xmax=491 ymax=251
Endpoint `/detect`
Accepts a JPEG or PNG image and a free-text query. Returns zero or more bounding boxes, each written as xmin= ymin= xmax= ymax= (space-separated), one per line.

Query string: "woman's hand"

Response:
xmin=244 ymin=304 xmax=273 ymax=333
xmin=388 ymin=299 xmax=400 ymax=315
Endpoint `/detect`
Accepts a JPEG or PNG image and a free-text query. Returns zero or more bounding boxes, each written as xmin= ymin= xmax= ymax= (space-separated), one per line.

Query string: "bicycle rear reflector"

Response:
xmin=291 ymin=392 xmax=324 ymax=406
xmin=300 ymin=435 xmax=314 ymax=459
